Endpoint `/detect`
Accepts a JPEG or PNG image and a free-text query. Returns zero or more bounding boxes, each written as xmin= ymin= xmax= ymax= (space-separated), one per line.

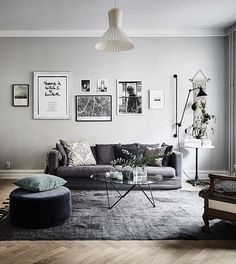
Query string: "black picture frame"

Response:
xmin=75 ymin=95 xmax=112 ymax=122
xmin=12 ymin=84 xmax=29 ymax=107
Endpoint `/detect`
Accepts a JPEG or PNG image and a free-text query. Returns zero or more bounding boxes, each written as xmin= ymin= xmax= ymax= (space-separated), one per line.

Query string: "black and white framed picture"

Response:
xmin=117 ymin=80 xmax=142 ymax=115
xmin=97 ymin=79 xmax=108 ymax=93
xmin=80 ymin=80 xmax=91 ymax=93
xmin=12 ymin=84 xmax=29 ymax=107
xmin=76 ymin=95 xmax=112 ymax=122
xmin=33 ymin=72 xmax=71 ymax=119
xmin=149 ymin=90 xmax=165 ymax=109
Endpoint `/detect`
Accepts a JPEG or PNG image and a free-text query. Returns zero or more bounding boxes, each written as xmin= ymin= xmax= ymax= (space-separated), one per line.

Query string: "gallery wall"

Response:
xmin=0 ymin=37 xmax=227 ymax=171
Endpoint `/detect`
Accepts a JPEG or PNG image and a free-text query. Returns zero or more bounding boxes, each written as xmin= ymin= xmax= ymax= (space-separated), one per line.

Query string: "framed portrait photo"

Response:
xmin=76 ymin=95 xmax=112 ymax=122
xmin=97 ymin=79 xmax=108 ymax=93
xmin=12 ymin=84 xmax=29 ymax=107
xmin=33 ymin=72 xmax=71 ymax=119
xmin=117 ymin=80 xmax=142 ymax=115
xmin=149 ymin=90 xmax=165 ymax=109
xmin=80 ymin=80 xmax=91 ymax=93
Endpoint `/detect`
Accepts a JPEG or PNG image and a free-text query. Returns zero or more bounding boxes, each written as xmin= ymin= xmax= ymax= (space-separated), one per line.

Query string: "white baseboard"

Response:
xmin=184 ymin=170 xmax=229 ymax=180
xmin=0 ymin=169 xmax=229 ymax=180
xmin=0 ymin=169 xmax=44 ymax=179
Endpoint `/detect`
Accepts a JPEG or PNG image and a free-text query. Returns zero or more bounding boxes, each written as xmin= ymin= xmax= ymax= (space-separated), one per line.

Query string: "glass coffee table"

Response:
xmin=90 ymin=173 xmax=163 ymax=209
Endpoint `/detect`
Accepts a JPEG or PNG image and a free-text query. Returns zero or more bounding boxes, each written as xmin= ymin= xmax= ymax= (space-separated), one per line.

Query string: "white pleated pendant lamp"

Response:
xmin=95 ymin=8 xmax=134 ymax=52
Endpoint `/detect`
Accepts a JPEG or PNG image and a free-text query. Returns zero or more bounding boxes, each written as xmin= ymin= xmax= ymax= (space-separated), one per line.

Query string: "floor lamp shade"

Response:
xmin=95 ymin=8 xmax=134 ymax=52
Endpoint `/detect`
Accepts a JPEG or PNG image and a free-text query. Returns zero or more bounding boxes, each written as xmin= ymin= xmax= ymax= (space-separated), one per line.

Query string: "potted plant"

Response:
xmin=111 ymin=149 xmax=169 ymax=180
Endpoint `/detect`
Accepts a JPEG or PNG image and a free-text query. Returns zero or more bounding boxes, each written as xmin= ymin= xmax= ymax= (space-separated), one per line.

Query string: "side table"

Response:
xmin=184 ymin=144 xmax=215 ymax=186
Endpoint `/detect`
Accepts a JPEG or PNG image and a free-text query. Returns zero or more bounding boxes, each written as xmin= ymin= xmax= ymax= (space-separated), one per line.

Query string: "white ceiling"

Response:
xmin=0 ymin=0 xmax=235 ymax=36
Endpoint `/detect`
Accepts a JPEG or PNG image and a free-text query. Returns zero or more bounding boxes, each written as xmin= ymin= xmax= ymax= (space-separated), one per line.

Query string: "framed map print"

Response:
xmin=76 ymin=95 xmax=112 ymax=122
xmin=33 ymin=72 xmax=71 ymax=119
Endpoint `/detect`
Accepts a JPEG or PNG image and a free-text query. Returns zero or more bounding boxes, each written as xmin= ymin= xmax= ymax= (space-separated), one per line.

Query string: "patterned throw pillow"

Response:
xmin=144 ymin=147 xmax=166 ymax=167
xmin=60 ymin=139 xmax=96 ymax=166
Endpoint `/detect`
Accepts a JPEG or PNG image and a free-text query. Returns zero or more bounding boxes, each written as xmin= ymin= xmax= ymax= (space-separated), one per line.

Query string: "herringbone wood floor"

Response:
xmin=0 ymin=180 xmax=236 ymax=264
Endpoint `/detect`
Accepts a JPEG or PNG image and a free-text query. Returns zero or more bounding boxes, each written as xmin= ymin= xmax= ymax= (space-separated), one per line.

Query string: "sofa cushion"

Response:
xmin=144 ymin=147 xmax=166 ymax=166
xmin=60 ymin=139 xmax=96 ymax=166
xmin=96 ymin=144 xmax=115 ymax=164
xmin=90 ymin=146 xmax=98 ymax=162
xmin=56 ymin=165 xmax=116 ymax=178
xmin=56 ymin=143 xmax=68 ymax=166
xmin=114 ymin=165 xmax=175 ymax=178
xmin=161 ymin=143 xmax=173 ymax=166
xmin=118 ymin=143 xmax=140 ymax=148
xmin=115 ymin=145 xmax=144 ymax=163
xmin=140 ymin=143 xmax=160 ymax=148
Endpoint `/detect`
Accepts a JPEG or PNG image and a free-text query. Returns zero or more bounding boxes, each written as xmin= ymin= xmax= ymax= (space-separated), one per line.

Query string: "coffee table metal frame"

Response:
xmin=91 ymin=174 xmax=156 ymax=209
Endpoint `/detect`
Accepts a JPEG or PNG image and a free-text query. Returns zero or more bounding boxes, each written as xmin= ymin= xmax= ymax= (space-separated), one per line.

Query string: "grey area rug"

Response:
xmin=0 ymin=190 xmax=236 ymax=240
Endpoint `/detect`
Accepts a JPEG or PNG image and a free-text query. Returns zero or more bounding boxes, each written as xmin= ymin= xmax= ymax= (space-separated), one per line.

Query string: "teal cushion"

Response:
xmin=14 ymin=174 xmax=67 ymax=192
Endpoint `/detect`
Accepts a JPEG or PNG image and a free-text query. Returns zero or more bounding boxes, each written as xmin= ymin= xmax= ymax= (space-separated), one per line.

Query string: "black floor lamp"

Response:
xmin=173 ymin=74 xmax=207 ymax=138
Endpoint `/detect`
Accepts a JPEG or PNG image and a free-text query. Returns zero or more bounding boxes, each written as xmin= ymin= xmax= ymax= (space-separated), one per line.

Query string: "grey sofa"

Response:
xmin=47 ymin=144 xmax=183 ymax=190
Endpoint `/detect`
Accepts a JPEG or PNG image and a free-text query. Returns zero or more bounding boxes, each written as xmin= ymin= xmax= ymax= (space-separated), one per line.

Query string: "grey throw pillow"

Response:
xmin=161 ymin=143 xmax=173 ymax=166
xmin=60 ymin=139 xmax=96 ymax=166
xmin=14 ymin=174 xmax=67 ymax=192
xmin=56 ymin=143 xmax=68 ymax=166
xmin=144 ymin=147 xmax=166 ymax=167
xmin=96 ymin=144 xmax=115 ymax=164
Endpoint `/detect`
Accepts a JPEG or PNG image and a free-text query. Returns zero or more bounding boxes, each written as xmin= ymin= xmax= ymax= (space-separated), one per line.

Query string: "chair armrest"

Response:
xmin=168 ymin=151 xmax=183 ymax=178
xmin=48 ymin=151 xmax=60 ymax=175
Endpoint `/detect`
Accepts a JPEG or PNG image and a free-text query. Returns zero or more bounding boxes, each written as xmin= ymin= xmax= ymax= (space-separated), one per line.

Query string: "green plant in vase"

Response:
xmin=111 ymin=149 xmax=170 ymax=180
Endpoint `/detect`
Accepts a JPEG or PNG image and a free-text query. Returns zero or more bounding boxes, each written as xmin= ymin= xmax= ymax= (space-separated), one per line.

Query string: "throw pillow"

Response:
xmin=115 ymin=145 xmax=144 ymax=164
xmin=161 ymin=143 xmax=173 ymax=166
xmin=14 ymin=174 xmax=67 ymax=192
xmin=144 ymin=147 xmax=166 ymax=167
xmin=96 ymin=144 xmax=115 ymax=164
xmin=56 ymin=143 xmax=68 ymax=166
xmin=60 ymin=139 xmax=96 ymax=166
xmin=140 ymin=143 xmax=160 ymax=148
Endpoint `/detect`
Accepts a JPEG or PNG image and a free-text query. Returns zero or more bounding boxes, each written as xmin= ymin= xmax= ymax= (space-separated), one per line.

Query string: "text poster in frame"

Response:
xmin=33 ymin=72 xmax=71 ymax=119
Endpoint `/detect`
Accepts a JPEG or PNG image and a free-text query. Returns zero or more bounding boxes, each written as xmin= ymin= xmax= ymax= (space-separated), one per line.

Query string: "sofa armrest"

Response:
xmin=168 ymin=151 xmax=183 ymax=178
xmin=48 ymin=151 xmax=60 ymax=175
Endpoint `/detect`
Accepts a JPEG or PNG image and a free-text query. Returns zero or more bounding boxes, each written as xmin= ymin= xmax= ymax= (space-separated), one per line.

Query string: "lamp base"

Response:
xmin=186 ymin=179 xmax=209 ymax=186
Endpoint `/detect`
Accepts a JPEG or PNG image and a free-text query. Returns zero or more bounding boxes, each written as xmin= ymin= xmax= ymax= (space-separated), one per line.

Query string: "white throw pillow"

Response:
xmin=60 ymin=139 xmax=96 ymax=166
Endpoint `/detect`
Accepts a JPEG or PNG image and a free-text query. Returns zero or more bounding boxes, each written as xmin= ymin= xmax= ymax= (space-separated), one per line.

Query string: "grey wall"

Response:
xmin=0 ymin=37 xmax=227 ymax=170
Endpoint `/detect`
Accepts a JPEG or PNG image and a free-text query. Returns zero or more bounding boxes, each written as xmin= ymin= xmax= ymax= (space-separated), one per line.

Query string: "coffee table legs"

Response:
xmin=105 ymin=182 xmax=155 ymax=209
xmin=138 ymin=184 xmax=156 ymax=207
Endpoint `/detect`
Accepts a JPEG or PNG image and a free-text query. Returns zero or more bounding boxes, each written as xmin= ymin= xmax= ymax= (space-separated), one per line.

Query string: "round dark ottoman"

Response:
xmin=10 ymin=186 xmax=71 ymax=228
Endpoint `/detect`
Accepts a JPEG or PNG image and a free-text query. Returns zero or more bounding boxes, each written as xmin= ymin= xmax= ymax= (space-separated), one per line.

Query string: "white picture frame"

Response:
xmin=117 ymin=80 xmax=142 ymax=115
xmin=80 ymin=79 xmax=91 ymax=93
xmin=97 ymin=79 xmax=108 ymax=93
xmin=149 ymin=90 xmax=165 ymax=109
xmin=33 ymin=72 xmax=71 ymax=119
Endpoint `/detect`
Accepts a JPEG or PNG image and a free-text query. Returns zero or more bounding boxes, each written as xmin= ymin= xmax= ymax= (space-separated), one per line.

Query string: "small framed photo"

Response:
xmin=97 ymin=79 xmax=108 ymax=93
xmin=12 ymin=84 xmax=29 ymax=107
xmin=149 ymin=90 xmax=165 ymax=109
xmin=117 ymin=80 xmax=142 ymax=115
xmin=80 ymin=80 xmax=91 ymax=93
xmin=76 ymin=95 xmax=112 ymax=122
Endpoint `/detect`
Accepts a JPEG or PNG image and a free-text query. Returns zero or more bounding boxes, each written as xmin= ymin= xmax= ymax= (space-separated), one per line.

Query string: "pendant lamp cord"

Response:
xmin=115 ymin=0 xmax=117 ymax=8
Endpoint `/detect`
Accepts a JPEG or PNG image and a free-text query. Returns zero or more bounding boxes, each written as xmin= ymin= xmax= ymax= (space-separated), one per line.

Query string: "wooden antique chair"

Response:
xmin=199 ymin=174 xmax=236 ymax=232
